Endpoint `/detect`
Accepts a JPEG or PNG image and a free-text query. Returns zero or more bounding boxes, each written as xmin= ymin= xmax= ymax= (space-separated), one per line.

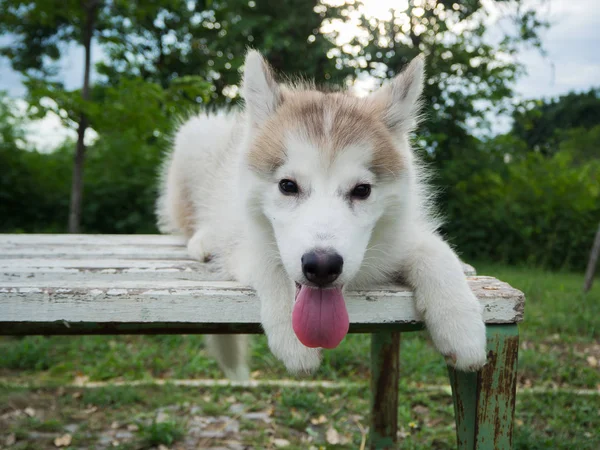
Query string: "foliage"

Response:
xmin=0 ymin=85 xmax=189 ymax=234
xmin=324 ymin=0 xmax=549 ymax=165
xmin=0 ymin=0 xmax=97 ymax=76
xmin=512 ymin=88 xmax=600 ymax=155
xmin=0 ymin=94 xmax=71 ymax=232
xmin=442 ymin=134 xmax=600 ymax=270
xmin=437 ymin=88 xmax=600 ymax=270
xmin=140 ymin=420 xmax=185 ymax=447
xmin=97 ymin=0 xmax=355 ymax=102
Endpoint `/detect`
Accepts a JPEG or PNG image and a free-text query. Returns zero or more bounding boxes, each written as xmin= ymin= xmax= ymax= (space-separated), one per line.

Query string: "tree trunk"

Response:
xmin=68 ymin=0 xmax=98 ymax=233
xmin=583 ymin=222 xmax=600 ymax=293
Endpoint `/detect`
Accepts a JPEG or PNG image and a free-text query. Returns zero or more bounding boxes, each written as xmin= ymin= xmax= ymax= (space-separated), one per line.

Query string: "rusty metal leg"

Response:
xmin=368 ymin=332 xmax=400 ymax=450
xmin=448 ymin=324 xmax=519 ymax=450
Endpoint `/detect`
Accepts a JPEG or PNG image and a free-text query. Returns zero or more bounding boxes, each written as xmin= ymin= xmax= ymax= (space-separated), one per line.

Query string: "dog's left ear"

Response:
xmin=369 ymin=54 xmax=425 ymax=135
xmin=242 ymin=50 xmax=282 ymax=127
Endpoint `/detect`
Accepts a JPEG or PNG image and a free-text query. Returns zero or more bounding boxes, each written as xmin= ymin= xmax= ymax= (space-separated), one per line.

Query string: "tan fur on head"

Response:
xmin=248 ymin=90 xmax=402 ymax=179
xmin=244 ymin=51 xmax=425 ymax=180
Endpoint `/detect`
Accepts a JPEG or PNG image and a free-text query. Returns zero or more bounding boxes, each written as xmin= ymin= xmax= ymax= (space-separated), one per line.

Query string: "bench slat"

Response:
xmin=0 ymin=277 xmax=523 ymax=333
xmin=0 ymin=234 xmax=186 ymax=246
xmin=0 ymin=244 xmax=191 ymax=259
xmin=0 ymin=258 xmax=224 ymax=282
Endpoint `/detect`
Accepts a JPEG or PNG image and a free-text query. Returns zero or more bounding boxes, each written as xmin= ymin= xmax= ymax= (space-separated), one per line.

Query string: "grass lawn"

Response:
xmin=1 ymin=263 xmax=598 ymax=449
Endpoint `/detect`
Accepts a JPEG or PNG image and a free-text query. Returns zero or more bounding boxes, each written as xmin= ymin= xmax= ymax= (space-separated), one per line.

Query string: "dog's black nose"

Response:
xmin=301 ymin=250 xmax=344 ymax=286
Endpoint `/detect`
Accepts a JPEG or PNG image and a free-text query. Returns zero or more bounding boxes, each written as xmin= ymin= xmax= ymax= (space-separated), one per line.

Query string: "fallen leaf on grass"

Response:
xmin=73 ymin=374 xmax=89 ymax=386
xmin=310 ymin=414 xmax=328 ymax=425
xmin=54 ymin=434 xmax=72 ymax=447
xmin=5 ymin=433 xmax=16 ymax=446
xmin=156 ymin=411 xmax=169 ymax=423
xmin=84 ymin=406 xmax=98 ymax=415
xmin=326 ymin=427 xmax=340 ymax=445
xmin=426 ymin=418 xmax=445 ymax=427
xmin=398 ymin=428 xmax=410 ymax=439
xmin=412 ymin=405 xmax=429 ymax=416
xmin=243 ymin=410 xmax=272 ymax=423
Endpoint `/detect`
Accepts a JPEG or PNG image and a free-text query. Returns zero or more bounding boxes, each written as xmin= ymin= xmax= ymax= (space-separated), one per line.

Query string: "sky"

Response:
xmin=0 ymin=0 xmax=598 ymax=150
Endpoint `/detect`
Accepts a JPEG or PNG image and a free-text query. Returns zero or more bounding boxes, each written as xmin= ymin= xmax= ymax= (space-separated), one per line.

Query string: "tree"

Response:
xmin=0 ymin=0 xmax=103 ymax=232
xmin=584 ymin=223 xmax=600 ymax=292
xmin=96 ymin=0 xmax=355 ymax=102
xmin=0 ymin=93 xmax=71 ymax=233
xmin=512 ymin=87 xmax=600 ymax=156
xmin=321 ymin=0 xmax=548 ymax=166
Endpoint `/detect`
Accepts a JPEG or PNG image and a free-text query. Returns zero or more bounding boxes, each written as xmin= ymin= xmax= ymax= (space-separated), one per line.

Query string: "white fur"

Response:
xmin=157 ymin=51 xmax=487 ymax=378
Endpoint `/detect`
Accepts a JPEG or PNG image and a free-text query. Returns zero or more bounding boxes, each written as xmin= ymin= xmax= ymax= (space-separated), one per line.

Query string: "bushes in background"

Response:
xmin=441 ymin=140 xmax=599 ymax=270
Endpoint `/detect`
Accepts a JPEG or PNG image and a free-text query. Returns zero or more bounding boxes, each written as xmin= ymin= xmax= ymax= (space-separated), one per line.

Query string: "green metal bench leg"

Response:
xmin=368 ymin=332 xmax=400 ymax=450
xmin=448 ymin=324 xmax=519 ymax=449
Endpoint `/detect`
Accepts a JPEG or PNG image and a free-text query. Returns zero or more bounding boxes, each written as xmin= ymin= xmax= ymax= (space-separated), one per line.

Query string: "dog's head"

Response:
xmin=241 ymin=50 xmax=424 ymax=348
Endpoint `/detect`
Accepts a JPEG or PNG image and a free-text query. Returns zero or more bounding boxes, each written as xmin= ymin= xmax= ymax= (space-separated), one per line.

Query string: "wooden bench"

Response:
xmin=0 ymin=234 xmax=525 ymax=449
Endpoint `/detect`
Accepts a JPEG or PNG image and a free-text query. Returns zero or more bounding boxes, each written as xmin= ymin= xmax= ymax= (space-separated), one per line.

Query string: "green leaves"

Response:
xmin=441 ymin=132 xmax=600 ymax=270
xmin=513 ymin=88 xmax=600 ymax=156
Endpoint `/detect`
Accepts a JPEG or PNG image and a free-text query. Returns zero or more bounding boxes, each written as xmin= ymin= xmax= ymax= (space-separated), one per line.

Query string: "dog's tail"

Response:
xmin=205 ymin=335 xmax=251 ymax=381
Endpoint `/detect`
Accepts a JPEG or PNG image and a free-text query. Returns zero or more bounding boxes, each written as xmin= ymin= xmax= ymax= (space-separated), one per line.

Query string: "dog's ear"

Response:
xmin=369 ymin=54 xmax=425 ymax=135
xmin=242 ymin=50 xmax=282 ymax=127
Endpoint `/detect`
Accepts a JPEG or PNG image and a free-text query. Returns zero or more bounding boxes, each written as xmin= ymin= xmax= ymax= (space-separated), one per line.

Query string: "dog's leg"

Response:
xmin=186 ymin=228 xmax=212 ymax=262
xmin=205 ymin=335 xmax=250 ymax=381
xmin=255 ymin=267 xmax=322 ymax=373
xmin=402 ymin=232 xmax=487 ymax=371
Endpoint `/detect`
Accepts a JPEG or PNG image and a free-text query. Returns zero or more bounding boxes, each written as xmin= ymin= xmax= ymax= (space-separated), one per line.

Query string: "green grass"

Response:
xmin=139 ymin=420 xmax=185 ymax=447
xmin=474 ymin=261 xmax=599 ymax=340
xmin=0 ymin=264 xmax=598 ymax=448
xmin=0 ymin=384 xmax=597 ymax=449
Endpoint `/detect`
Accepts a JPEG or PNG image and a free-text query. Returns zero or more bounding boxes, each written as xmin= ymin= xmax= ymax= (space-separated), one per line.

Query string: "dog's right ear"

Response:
xmin=242 ymin=50 xmax=282 ymax=127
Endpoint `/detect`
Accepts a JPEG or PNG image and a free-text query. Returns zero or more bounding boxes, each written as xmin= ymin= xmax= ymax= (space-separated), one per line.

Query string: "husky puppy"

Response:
xmin=156 ymin=51 xmax=487 ymax=380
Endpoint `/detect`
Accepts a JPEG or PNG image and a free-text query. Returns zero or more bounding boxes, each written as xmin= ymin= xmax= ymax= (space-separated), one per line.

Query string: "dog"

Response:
xmin=156 ymin=50 xmax=487 ymax=380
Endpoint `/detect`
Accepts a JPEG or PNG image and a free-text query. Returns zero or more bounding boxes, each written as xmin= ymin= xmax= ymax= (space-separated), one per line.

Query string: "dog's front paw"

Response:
xmin=267 ymin=332 xmax=322 ymax=374
xmin=424 ymin=297 xmax=487 ymax=372
xmin=442 ymin=333 xmax=487 ymax=372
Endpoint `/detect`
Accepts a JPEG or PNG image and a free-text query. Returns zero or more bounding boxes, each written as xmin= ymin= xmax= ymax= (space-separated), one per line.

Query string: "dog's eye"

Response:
xmin=279 ymin=179 xmax=299 ymax=195
xmin=351 ymin=184 xmax=371 ymax=199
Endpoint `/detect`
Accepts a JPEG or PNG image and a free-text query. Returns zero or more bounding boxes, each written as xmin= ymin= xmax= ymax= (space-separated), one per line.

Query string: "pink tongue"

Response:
xmin=292 ymin=286 xmax=349 ymax=349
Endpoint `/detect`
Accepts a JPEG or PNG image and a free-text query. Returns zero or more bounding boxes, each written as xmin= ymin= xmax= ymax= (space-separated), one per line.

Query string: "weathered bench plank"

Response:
xmin=0 ymin=234 xmax=186 ymax=246
xmin=0 ymin=258 xmax=224 ymax=282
